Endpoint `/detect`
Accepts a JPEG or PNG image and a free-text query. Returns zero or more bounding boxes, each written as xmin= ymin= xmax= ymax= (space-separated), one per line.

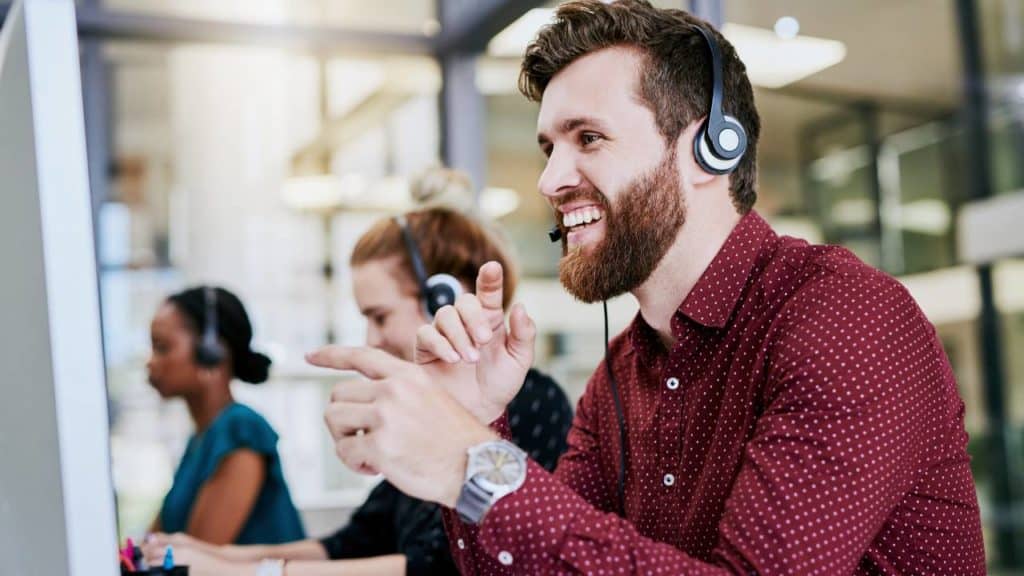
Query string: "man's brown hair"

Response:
xmin=350 ymin=207 xmax=517 ymax=309
xmin=520 ymin=0 xmax=761 ymax=213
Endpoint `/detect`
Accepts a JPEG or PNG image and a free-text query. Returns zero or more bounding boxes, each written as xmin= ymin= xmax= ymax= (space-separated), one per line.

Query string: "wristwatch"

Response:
xmin=455 ymin=439 xmax=527 ymax=525
xmin=255 ymin=559 xmax=285 ymax=576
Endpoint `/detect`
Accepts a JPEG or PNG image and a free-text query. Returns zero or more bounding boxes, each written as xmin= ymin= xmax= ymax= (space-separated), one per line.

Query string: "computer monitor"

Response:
xmin=0 ymin=1 xmax=118 ymax=574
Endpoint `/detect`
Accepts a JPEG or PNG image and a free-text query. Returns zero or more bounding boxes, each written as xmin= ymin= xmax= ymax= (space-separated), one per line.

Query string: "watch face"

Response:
xmin=475 ymin=444 xmax=526 ymax=491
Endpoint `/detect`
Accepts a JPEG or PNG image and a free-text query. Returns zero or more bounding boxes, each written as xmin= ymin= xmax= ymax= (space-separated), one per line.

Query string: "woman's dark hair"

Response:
xmin=166 ymin=286 xmax=272 ymax=384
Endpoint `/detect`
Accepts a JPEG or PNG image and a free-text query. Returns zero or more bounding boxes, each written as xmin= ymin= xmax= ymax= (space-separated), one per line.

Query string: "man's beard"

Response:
xmin=558 ymin=151 xmax=686 ymax=303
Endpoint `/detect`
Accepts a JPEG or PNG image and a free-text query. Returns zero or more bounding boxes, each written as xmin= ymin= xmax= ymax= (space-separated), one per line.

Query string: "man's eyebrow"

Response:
xmin=559 ymin=116 xmax=608 ymax=133
xmin=537 ymin=116 xmax=609 ymax=148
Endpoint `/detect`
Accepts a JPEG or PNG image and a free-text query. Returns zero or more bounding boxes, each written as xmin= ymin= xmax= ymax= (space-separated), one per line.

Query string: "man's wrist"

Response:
xmin=442 ymin=427 xmax=500 ymax=508
xmin=472 ymin=400 xmax=509 ymax=427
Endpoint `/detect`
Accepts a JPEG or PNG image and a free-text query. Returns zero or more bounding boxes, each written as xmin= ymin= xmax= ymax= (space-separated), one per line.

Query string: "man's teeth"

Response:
xmin=562 ymin=207 xmax=603 ymax=228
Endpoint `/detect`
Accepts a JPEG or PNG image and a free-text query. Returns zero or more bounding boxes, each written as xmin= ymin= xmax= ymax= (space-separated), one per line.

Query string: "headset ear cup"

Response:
xmin=424 ymin=273 xmax=463 ymax=318
xmin=195 ymin=337 xmax=225 ymax=368
xmin=717 ymin=114 xmax=748 ymax=160
xmin=693 ymin=120 xmax=715 ymax=174
xmin=694 ymin=120 xmax=744 ymax=175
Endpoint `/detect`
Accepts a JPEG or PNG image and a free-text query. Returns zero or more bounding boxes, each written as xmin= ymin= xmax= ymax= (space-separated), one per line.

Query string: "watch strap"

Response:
xmin=455 ymin=476 xmax=492 ymax=525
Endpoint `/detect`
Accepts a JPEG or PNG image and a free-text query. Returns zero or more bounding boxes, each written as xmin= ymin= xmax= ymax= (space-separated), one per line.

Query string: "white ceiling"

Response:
xmin=727 ymin=0 xmax=962 ymax=107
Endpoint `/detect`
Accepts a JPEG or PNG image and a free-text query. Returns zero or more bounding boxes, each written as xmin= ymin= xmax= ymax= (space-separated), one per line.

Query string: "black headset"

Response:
xmin=690 ymin=24 xmax=747 ymax=175
xmin=394 ymin=216 xmax=464 ymax=320
xmin=194 ymin=286 xmax=226 ymax=368
xmin=548 ymin=23 xmax=746 ymax=515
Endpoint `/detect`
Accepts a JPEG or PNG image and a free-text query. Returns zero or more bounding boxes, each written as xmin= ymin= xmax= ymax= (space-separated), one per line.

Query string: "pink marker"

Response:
xmin=119 ymin=550 xmax=136 ymax=572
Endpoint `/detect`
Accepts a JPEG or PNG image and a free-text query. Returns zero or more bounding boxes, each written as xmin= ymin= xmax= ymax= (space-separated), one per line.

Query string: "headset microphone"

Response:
xmin=548 ymin=226 xmax=563 ymax=243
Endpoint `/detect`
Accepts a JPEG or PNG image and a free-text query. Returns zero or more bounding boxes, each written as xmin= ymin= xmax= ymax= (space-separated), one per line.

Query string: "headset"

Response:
xmin=690 ymin=24 xmax=747 ymax=176
xmin=395 ymin=216 xmax=464 ymax=320
xmin=548 ymin=23 xmax=746 ymax=515
xmin=194 ymin=286 xmax=226 ymax=368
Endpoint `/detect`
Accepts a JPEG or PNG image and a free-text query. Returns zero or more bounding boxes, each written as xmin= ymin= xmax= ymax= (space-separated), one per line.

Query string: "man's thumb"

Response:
xmin=506 ymin=302 xmax=536 ymax=365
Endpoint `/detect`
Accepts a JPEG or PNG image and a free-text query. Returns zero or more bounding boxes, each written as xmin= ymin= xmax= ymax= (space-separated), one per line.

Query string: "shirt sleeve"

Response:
xmin=198 ymin=405 xmax=278 ymax=480
xmin=442 ymin=271 xmax=980 ymax=574
xmin=319 ymin=480 xmax=399 ymax=560
xmin=711 ymin=271 xmax=980 ymax=574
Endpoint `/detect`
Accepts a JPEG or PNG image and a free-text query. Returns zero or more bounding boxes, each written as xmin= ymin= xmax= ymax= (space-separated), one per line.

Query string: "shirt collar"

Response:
xmin=677 ymin=210 xmax=775 ymax=329
xmin=628 ymin=210 xmax=776 ymax=351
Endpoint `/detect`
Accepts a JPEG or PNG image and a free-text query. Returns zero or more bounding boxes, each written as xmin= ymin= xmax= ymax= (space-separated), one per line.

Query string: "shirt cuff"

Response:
xmin=443 ymin=507 xmax=497 ymax=575
xmin=474 ymin=460 xmax=589 ymax=571
xmin=490 ymin=410 xmax=512 ymax=440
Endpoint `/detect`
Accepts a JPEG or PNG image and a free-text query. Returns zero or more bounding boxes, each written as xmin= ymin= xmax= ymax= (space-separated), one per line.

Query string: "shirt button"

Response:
xmin=666 ymin=377 xmax=680 ymax=390
xmin=663 ymin=473 xmax=675 ymax=487
xmin=498 ymin=551 xmax=514 ymax=566
xmin=457 ymin=538 xmax=465 ymax=550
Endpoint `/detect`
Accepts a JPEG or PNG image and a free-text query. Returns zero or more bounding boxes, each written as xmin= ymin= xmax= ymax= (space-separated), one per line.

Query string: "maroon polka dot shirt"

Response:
xmin=444 ymin=211 xmax=985 ymax=575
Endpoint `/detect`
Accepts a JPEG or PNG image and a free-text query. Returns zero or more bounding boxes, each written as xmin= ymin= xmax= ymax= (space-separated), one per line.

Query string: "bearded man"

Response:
xmin=311 ymin=2 xmax=986 ymax=574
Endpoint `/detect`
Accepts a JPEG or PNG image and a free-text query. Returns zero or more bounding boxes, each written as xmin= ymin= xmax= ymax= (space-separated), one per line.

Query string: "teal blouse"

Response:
xmin=159 ymin=403 xmax=305 ymax=544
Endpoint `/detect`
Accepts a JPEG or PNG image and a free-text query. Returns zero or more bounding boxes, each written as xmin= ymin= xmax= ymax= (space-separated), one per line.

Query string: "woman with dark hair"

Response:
xmin=147 ymin=286 xmax=304 ymax=545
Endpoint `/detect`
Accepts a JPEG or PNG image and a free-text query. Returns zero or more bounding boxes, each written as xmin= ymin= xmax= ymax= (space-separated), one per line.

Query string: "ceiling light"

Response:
xmin=722 ymin=23 xmax=846 ymax=88
xmin=487 ymin=14 xmax=844 ymax=90
xmin=773 ymin=16 xmax=800 ymax=40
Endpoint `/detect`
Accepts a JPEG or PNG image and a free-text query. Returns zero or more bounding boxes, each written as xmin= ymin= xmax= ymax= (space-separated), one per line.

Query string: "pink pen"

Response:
xmin=120 ymin=550 xmax=136 ymax=572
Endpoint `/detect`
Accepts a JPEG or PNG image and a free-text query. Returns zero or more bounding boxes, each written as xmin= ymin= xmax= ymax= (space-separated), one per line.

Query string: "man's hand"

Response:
xmin=415 ymin=261 xmax=536 ymax=424
xmin=309 ymin=346 xmax=498 ymax=508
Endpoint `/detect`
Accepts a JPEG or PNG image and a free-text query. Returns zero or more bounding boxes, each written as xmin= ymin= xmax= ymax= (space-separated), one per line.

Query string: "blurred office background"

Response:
xmin=1 ymin=0 xmax=1021 ymax=571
